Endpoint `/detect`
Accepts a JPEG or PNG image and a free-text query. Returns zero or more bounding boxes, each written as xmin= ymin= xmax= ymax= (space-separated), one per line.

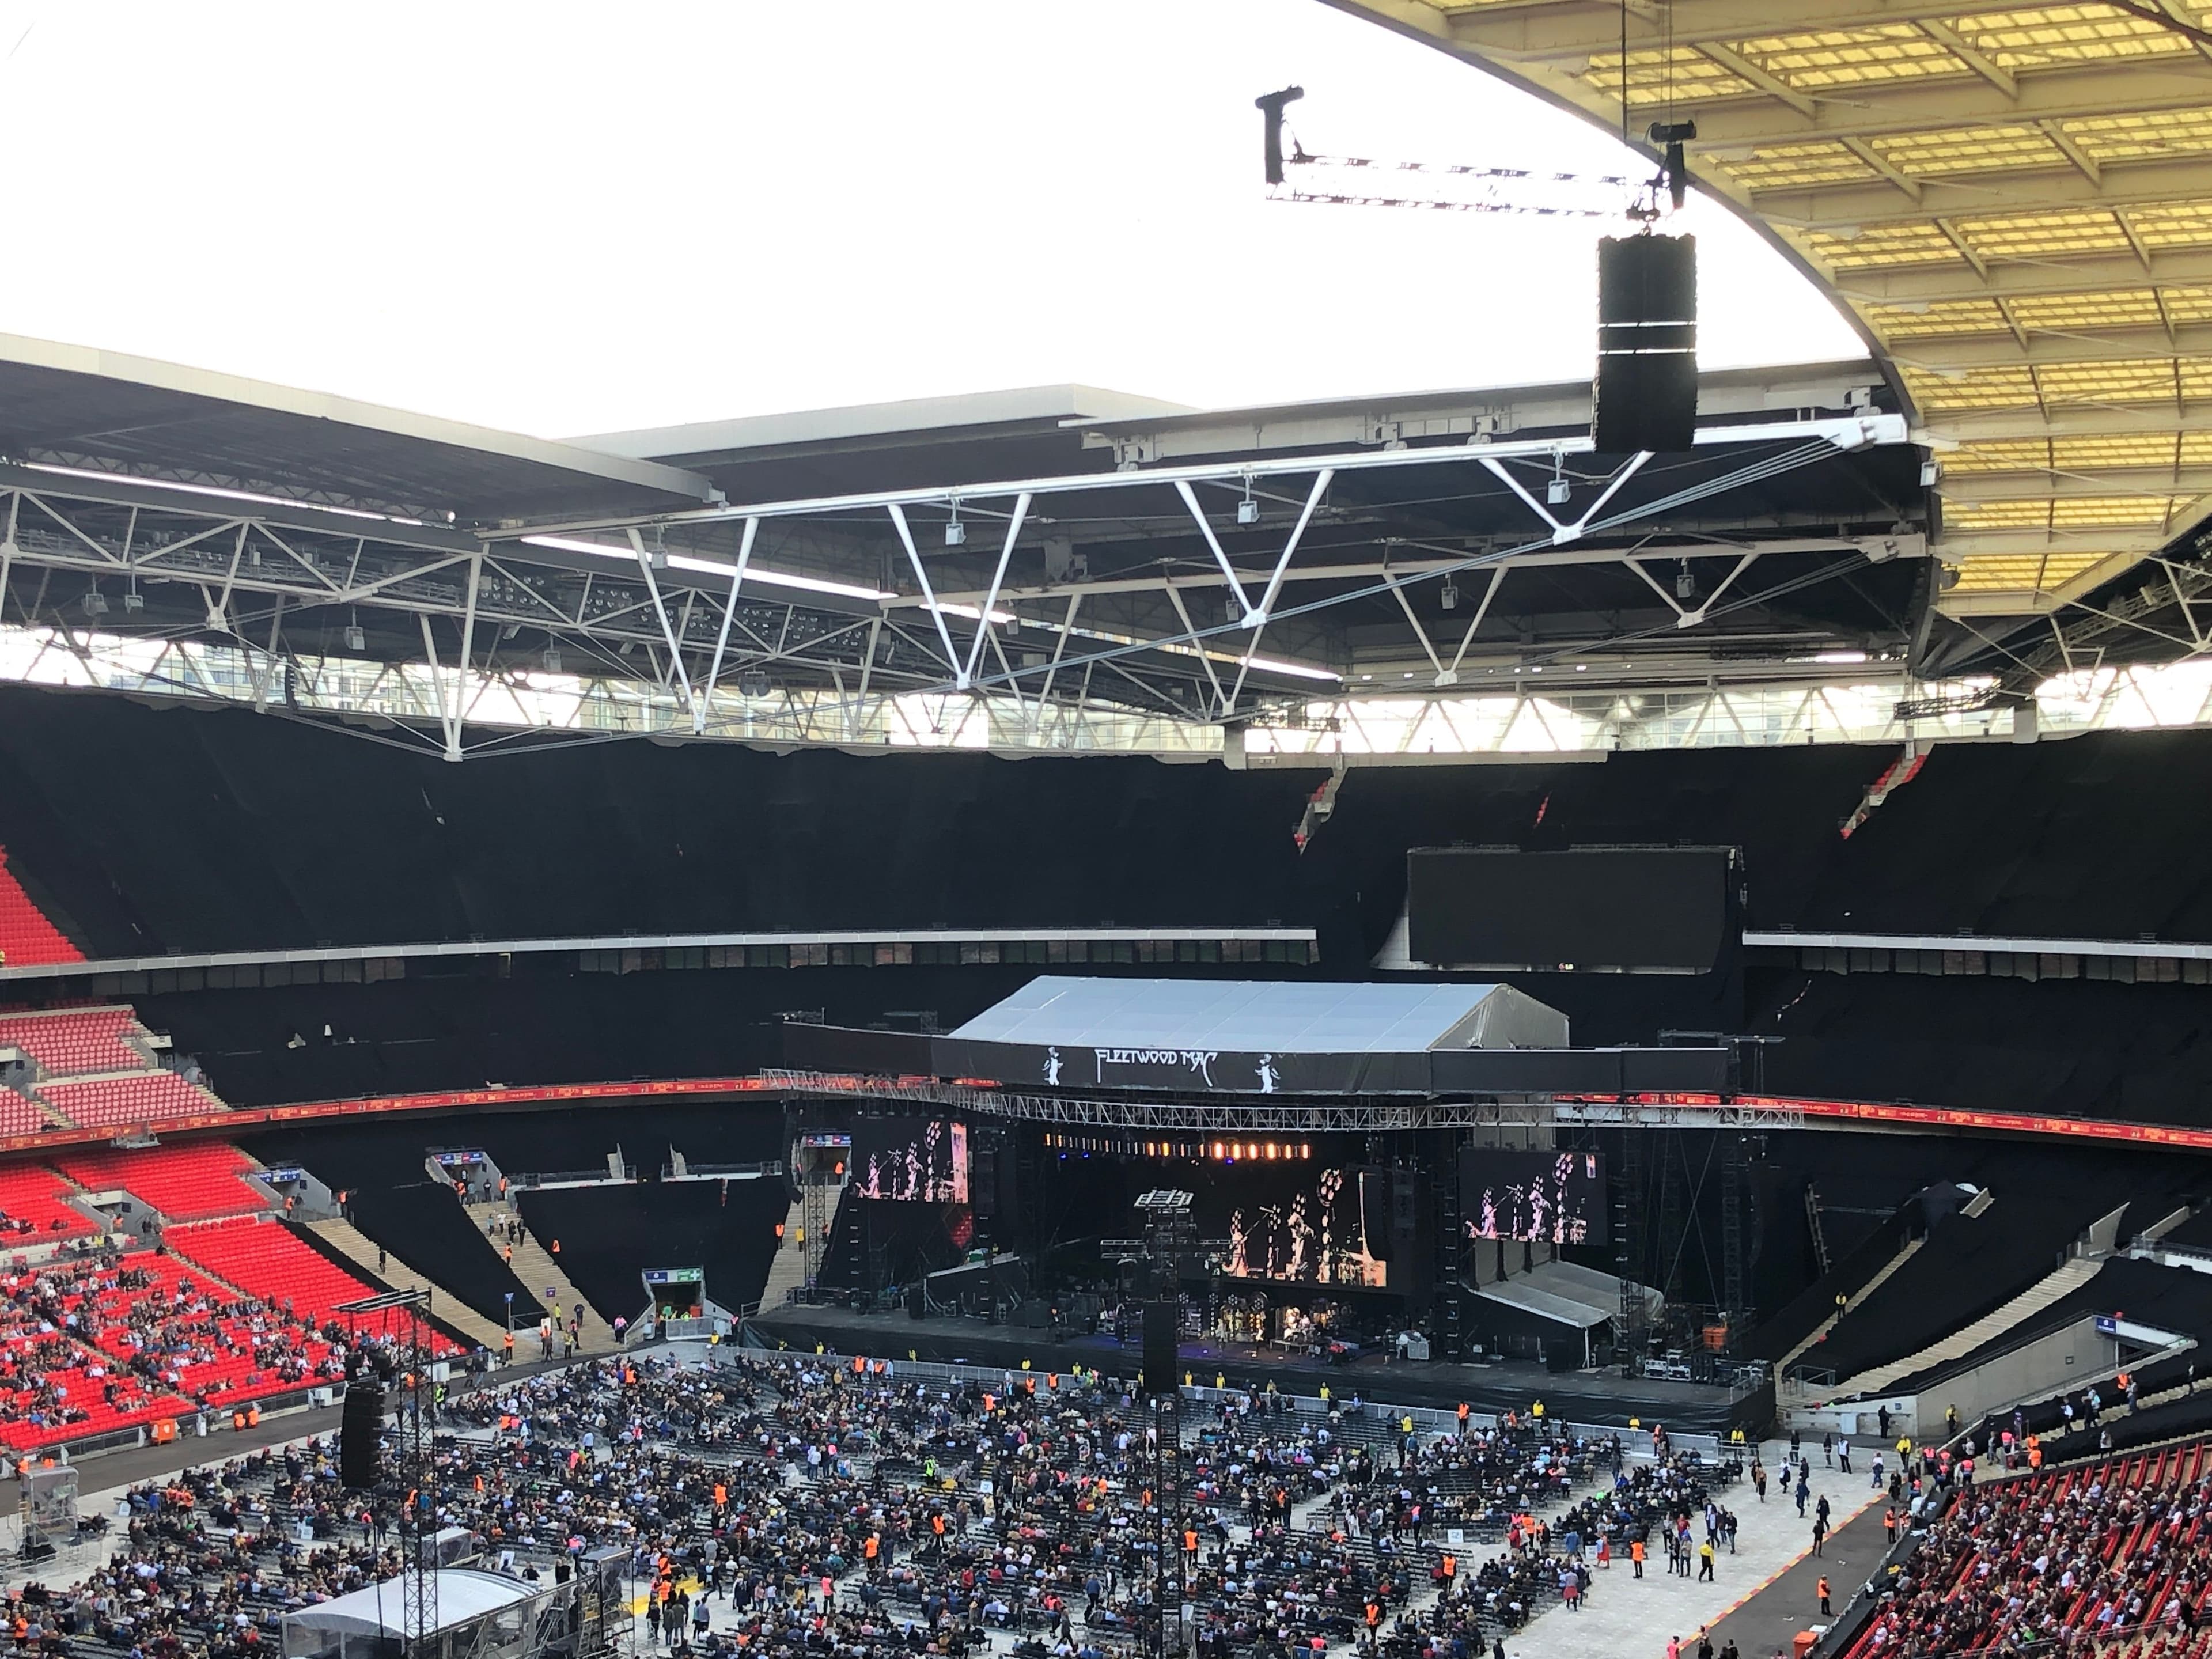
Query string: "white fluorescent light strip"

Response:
xmin=522 ymin=535 xmax=893 ymax=601
xmin=23 ymin=461 xmax=414 ymax=524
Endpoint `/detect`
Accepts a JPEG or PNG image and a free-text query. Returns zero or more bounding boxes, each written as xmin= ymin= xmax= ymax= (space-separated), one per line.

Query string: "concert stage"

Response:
xmin=749 ymin=1301 xmax=1759 ymax=1434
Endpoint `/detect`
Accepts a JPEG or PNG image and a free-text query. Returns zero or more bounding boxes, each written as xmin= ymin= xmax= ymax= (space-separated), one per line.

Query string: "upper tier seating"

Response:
xmin=0 ymin=1164 xmax=97 ymax=1243
xmin=0 ymin=1007 xmax=147 ymax=1077
xmin=39 ymin=1070 xmax=226 ymax=1130
xmin=0 ymin=847 xmax=79 ymax=968
xmin=168 ymin=1215 xmax=457 ymax=1354
xmin=53 ymin=1144 xmax=268 ymax=1221
xmin=0 ymin=1086 xmax=52 ymax=1137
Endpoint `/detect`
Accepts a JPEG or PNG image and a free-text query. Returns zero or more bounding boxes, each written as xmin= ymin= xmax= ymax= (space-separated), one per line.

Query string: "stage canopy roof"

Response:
xmin=282 ymin=1569 xmax=536 ymax=1649
xmin=949 ymin=976 xmax=1569 ymax=1055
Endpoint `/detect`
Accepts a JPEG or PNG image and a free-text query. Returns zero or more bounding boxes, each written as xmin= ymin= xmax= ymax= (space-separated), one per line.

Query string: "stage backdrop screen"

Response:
xmin=849 ymin=1119 xmax=968 ymax=1204
xmin=1459 ymin=1148 xmax=1608 ymax=1245
xmin=1193 ymin=1161 xmax=1392 ymax=1289
xmin=1406 ymin=846 xmax=1728 ymax=971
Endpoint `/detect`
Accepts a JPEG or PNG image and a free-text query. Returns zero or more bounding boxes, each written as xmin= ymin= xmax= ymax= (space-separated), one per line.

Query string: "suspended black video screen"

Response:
xmin=1459 ymin=1148 xmax=1607 ymax=1245
xmin=849 ymin=1118 xmax=968 ymax=1204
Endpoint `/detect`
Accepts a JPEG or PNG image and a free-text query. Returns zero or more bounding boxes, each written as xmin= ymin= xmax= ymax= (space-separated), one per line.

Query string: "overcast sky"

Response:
xmin=0 ymin=1 xmax=1862 ymax=439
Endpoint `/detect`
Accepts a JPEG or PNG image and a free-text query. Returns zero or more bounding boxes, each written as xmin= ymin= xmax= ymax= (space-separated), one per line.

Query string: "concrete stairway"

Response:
xmin=1826 ymin=1255 xmax=2105 ymax=1402
xmin=307 ymin=1218 xmax=510 ymax=1351
xmin=1777 ymin=1236 xmax=1926 ymax=1377
xmin=502 ymin=1228 xmax=618 ymax=1355
xmin=753 ymin=1199 xmax=810 ymax=1314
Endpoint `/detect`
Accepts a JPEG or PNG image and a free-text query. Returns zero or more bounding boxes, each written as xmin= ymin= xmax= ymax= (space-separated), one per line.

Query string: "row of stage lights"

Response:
xmin=1043 ymin=1132 xmax=1314 ymax=1162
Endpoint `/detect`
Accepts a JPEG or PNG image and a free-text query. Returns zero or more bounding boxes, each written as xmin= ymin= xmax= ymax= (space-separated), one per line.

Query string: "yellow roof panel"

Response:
xmin=2033 ymin=358 xmax=2183 ymax=403
xmin=2129 ymin=203 xmax=2212 ymax=250
xmin=1903 ymin=363 xmax=2043 ymax=410
xmin=2160 ymin=286 xmax=2212 ymax=324
xmin=1946 ymin=433 xmax=2210 ymax=472
xmin=1948 ymin=551 xmax=2113 ymax=593
xmin=1709 ymin=143 xmax=1878 ymax=191
xmin=1949 ymin=6 xmax=2197 ymax=69
xmin=2064 ymin=108 xmax=2212 ymax=165
xmin=1580 ymin=49 xmax=1756 ymax=107
xmin=1953 ymin=209 xmax=2134 ymax=260
xmin=1866 ymin=298 xmax=2010 ymax=337
xmin=2050 ymin=494 xmax=2180 ymax=528
xmin=1872 ymin=124 xmax=2067 ymax=177
xmin=1729 ymin=25 xmax=1972 ymax=89
xmin=1803 ymin=223 xmax=1967 ymax=270
xmin=2005 ymin=290 xmax=2167 ymax=331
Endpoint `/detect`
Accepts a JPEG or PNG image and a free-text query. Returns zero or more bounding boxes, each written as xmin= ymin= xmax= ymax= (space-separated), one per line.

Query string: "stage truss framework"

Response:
xmin=760 ymin=1069 xmax=1811 ymax=1132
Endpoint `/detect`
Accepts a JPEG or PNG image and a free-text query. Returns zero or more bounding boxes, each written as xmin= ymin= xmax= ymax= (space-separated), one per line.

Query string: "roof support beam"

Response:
xmin=1426 ymin=0 xmax=2135 ymax=58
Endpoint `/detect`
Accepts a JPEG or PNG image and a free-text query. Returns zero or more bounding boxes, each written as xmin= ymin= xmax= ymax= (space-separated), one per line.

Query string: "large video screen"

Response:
xmin=1407 ymin=847 xmax=1729 ymax=972
xmin=850 ymin=1119 xmax=968 ymax=1204
xmin=1196 ymin=1162 xmax=1393 ymax=1289
xmin=1459 ymin=1148 xmax=1607 ymax=1245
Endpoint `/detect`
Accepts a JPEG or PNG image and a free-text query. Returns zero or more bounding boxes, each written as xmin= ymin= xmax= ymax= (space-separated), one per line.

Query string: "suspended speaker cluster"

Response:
xmin=1592 ymin=233 xmax=1699 ymax=454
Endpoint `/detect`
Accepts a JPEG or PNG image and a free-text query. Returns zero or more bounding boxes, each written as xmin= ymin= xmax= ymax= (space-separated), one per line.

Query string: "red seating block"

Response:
xmin=0 ymin=849 xmax=79 ymax=968
xmin=53 ymin=1143 xmax=268 ymax=1221
xmin=0 ymin=1008 xmax=146 ymax=1077
xmin=167 ymin=1216 xmax=456 ymax=1354
xmin=0 ymin=1164 xmax=96 ymax=1242
xmin=39 ymin=1070 xmax=225 ymax=1130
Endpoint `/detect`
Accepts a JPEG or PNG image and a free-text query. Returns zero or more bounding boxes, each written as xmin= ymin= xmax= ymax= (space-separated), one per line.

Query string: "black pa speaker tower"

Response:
xmin=339 ymin=1380 xmax=386 ymax=1490
xmin=1142 ymin=1300 xmax=1179 ymax=1396
xmin=1593 ymin=233 xmax=1698 ymax=454
xmin=906 ymin=1283 xmax=925 ymax=1319
xmin=971 ymin=1147 xmax=998 ymax=1219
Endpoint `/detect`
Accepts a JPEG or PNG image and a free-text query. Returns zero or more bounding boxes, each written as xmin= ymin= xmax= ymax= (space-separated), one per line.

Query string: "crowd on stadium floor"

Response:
xmin=2 ymin=1349 xmax=1767 ymax=1659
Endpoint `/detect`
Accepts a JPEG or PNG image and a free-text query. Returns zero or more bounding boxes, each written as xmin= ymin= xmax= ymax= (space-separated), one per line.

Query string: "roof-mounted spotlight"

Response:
xmin=81 ymin=589 xmax=108 ymax=618
xmin=945 ymin=505 xmax=967 ymax=547
xmin=1237 ymin=482 xmax=1260 ymax=526
xmin=542 ymin=644 xmax=563 ymax=673
xmin=1440 ymin=579 xmax=1459 ymax=612
xmin=343 ymin=609 xmax=366 ymax=652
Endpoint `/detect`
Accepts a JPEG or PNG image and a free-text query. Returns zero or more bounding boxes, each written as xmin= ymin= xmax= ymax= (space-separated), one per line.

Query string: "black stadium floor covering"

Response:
xmin=752 ymin=1304 xmax=1755 ymax=1434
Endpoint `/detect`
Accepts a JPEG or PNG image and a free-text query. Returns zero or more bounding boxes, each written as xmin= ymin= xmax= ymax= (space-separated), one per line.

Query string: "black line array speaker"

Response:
xmin=1593 ymin=233 xmax=1698 ymax=454
xmin=339 ymin=1380 xmax=385 ymax=1490
xmin=972 ymin=1147 xmax=998 ymax=1219
xmin=1142 ymin=1300 xmax=1179 ymax=1396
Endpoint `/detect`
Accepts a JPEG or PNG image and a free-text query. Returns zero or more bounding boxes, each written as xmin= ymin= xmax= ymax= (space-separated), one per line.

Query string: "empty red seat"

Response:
xmin=0 ymin=1164 xmax=96 ymax=1241
xmin=167 ymin=1216 xmax=457 ymax=1354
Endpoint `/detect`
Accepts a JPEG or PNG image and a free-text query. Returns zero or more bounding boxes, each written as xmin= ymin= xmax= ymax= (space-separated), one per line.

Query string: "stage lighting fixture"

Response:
xmin=81 ymin=590 xmax=107 ymax=617
xmin=738 ymin=668 xmax=772 ymax=698
xmin=1440 ymin=579 xmax=1459 ymax=611
xmin=945 ymin=508 xmax=966 ymax=547
xmin=123 ymin=579 xmax=143 ymax=613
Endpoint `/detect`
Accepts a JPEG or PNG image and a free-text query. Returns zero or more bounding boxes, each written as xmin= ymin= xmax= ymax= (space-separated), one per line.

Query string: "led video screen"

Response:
xmin=1407 ymin=846 xmax=1729 ymax=972
xmin=1196 ymin=1162 xmax=1392 ymax=1289
xmin=1459 ymin=1148 xmax=1607 ymax=1245
xmin=849 ymin=1118 xmax=968 ymax=1204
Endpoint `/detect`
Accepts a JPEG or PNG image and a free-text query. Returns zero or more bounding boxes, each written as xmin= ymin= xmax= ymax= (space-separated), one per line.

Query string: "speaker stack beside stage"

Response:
xmin=1141 ymin=1299 xmax=1179 ymax=1396
xmin=339 ymin=1378 xmax=386 ymax=1490
xmin=1592 ymin=232 xmax=1698 ymax=454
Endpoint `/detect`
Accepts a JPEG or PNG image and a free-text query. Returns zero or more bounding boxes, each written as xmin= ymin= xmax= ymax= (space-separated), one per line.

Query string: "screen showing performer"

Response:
xmin=849 ymin=1119 xmax=968 ymax=1203
xmin=1205 ymin=1163 xmax=1390 ymax=1288
xmin=1459 ymin=1148 xmax=1607 ymax=1244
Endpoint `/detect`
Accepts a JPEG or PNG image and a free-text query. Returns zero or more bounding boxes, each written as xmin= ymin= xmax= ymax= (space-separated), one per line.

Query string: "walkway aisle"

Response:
xmin=1505 ymin=1441 xmax=1883 ymax=1659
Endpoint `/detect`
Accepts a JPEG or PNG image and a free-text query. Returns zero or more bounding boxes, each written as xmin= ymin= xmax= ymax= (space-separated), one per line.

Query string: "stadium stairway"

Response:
xmin=305 ymin=1218 xmax=509 ymax=1352
xmin=501 ymin=1226 xmax=617 ymax=1355
xmin=755 ymin=1198 xmax=809 ymax=1311
xmin=1777 ymin=1235 xmax=1927 ymax=1377
xmin=1826 ymin=1253 xmax=2107 ymax=1403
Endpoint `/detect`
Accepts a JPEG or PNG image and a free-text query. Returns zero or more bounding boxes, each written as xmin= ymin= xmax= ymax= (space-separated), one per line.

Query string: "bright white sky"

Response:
xmin=0 ymin=1 xmax=1862 ymax=441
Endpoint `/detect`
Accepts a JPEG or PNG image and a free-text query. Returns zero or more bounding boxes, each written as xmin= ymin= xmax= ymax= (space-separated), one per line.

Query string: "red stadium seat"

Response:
xmin=0 ymin=1164 xmax=98 ymax=1242
xmin=37 ymin=1070 xmax=225 ymax=1130
xmin=166 ymin=1215 xmax=457 ymax=1354
xmin=52 ymin=1143 xmax=269 ymax=1222
xmin=0 ymin=849 xmax=79 ymax=969
xmin=0 ymin=1007 xmax=149 ymax=1077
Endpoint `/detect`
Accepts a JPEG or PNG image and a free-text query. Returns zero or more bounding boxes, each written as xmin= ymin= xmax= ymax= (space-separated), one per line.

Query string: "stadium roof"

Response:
xmin=1324 ymin=0 xmax=2212 ymax=646
xmin=0 ymin=333 xmax=719 ymax=525
xmin=949 ymin=976 xmax=1569 ymax=1053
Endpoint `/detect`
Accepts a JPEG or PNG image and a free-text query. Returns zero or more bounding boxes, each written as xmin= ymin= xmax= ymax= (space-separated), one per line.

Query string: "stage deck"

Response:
xmin=752 ymin=1302 xmax=1756 ymax=1433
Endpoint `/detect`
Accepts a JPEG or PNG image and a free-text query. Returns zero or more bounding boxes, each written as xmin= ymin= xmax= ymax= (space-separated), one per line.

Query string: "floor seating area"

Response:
xmin=0 ymin=1256 xmax=194 ymax=1449
xmin=55 ymin=1143 xmax=269 ymax=1221
xmin=0 ymin=846 xmax=81 ymax=967
xmin=1845 ymin=1438 xmax=2212 ymax=1658
xmin=77 ymin=1249 xmax=346 ymax=1406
